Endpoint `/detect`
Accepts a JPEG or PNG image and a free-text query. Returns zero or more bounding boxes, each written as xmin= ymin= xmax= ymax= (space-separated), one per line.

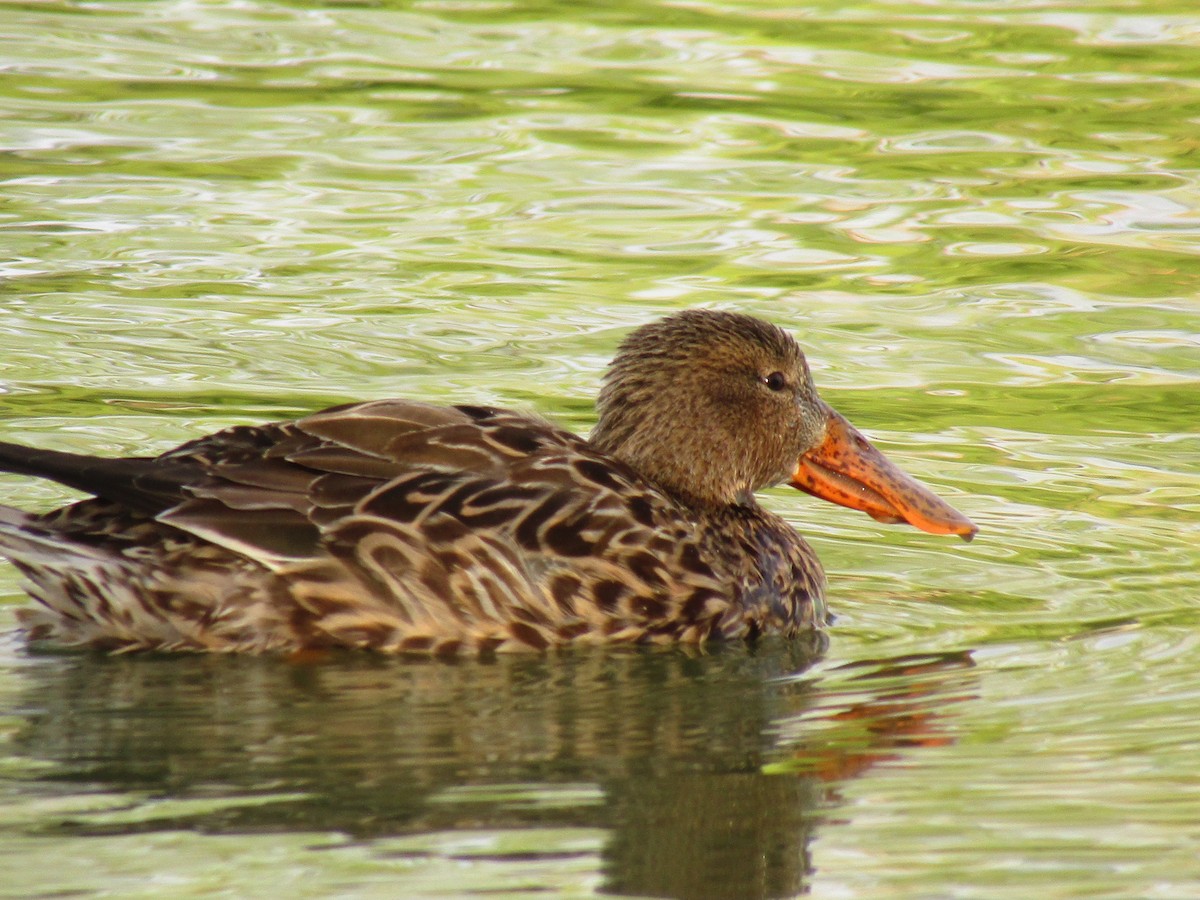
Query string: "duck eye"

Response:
xmin=763 ymin=371 xmax=787 ymax=392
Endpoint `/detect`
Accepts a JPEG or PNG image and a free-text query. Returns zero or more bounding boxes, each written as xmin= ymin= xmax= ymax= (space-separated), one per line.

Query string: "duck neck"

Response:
xmin=590 ymin=430 xmax=744 ymax=512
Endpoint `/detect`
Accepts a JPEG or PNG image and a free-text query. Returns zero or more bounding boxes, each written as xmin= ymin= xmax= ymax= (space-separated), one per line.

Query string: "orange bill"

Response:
xmin=789 ymin=404 xmax=978 ymax=541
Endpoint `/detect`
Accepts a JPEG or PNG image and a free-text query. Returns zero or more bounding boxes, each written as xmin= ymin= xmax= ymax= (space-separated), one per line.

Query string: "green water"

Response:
xmin=1 ymin=0 xmax=1198 ymax=896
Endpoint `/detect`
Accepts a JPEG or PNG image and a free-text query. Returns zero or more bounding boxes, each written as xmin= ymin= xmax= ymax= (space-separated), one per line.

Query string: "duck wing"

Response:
xmin=0 ymin=401 xmax=495 ymax=553
xmin=151 ymin=399 xmax=601 ymax=562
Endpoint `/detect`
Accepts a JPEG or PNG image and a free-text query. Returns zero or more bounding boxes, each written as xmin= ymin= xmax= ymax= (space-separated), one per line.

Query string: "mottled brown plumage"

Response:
xmin=0 ymin=310 xmax=975 ymax=654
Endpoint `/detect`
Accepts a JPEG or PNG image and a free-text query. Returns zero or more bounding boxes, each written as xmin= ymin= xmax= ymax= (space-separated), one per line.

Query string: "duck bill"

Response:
xmin=789 ymin=405 xmax=978 ymax=541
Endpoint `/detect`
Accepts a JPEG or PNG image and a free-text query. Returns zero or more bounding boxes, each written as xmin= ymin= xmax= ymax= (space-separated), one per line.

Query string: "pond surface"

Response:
xmin=1 ymin=1 xmax=1198 ymax=897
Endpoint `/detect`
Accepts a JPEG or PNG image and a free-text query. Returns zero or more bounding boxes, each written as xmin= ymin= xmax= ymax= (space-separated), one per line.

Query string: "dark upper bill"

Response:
xmin=789 ymin=404 xmax=977 ymax=541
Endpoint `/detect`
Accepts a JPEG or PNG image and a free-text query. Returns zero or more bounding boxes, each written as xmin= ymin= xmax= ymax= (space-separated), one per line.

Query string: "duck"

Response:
xmin=0 ymin=309 xmax=976 ymax=654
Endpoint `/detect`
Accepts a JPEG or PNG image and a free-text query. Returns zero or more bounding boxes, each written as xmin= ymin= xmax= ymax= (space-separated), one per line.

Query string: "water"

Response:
xmin=1 ymin=0 xmax=1198 ymax=896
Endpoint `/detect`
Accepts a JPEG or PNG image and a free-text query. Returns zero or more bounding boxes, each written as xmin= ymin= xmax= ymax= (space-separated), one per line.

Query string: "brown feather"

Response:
xmin=0 ymin=311 xmax=856 ymax=654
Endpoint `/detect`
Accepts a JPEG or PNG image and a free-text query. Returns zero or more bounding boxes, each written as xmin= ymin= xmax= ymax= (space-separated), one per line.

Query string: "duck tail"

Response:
xmin=0 ymin=503 xmax=151 ymax=649
xmin=0 ymin=440 xmax=97 ymax=486
xmin=0 ymin=440 xmax=194 ymax=514
xmin=0 ymin=503 xmax=30 ymax=530
xmin=0 ymin=504 xmax=110 ymax=569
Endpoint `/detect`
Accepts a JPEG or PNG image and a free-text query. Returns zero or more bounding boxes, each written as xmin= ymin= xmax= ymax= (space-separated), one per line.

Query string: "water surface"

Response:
xmin=1 ymin=1 xmax=1198 ymax=897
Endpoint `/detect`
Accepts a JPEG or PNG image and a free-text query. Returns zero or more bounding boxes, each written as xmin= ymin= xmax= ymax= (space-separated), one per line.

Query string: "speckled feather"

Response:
xmin=2 ymin=368 xmax=827 ymax=654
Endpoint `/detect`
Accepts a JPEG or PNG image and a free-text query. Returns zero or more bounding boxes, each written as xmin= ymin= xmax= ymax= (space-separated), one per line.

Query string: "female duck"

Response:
xmin=0 ymin=310 xmax=975 ymax=654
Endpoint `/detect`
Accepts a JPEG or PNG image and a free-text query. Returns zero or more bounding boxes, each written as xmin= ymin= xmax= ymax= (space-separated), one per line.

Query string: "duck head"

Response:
xmin=589 ymin=309 xmax=977 ymax=540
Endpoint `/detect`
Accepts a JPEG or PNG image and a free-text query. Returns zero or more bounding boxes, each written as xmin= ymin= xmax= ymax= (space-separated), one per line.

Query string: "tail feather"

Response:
xmin=0 ymin=504 xmax=134 ymax=648
xmin=0 ymin=503 xmax=30 ymax=531
xmin=0 ymin=440 xmax=194 ymax=514
xmin=0 ymin=506 xmax=111 ymax=567
xmin=0 ymin=503 xmax=218 ymax=651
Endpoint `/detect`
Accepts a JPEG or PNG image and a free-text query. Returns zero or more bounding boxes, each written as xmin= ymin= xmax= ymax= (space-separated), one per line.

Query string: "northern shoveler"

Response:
xmin=0 ymin=309 xmax=975 ymax=654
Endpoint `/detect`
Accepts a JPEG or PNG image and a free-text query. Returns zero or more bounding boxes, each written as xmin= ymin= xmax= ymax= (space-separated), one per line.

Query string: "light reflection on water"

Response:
xmin=1 ymin=0 xmax=1199 ymax=897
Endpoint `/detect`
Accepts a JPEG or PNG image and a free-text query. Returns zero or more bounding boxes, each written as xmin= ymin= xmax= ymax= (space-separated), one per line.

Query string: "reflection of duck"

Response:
xmin=0 ymin=310 xmax=975 ymax=653
xmin=8 ymin=642 xmax=974 ymax=898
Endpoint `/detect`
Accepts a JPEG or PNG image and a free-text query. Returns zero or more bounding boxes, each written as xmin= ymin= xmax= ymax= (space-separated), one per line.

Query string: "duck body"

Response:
xmin=0 ymin=310 xmax=974 ymax=654
xmin=4 ymin=400 xmax=824 ymax=653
